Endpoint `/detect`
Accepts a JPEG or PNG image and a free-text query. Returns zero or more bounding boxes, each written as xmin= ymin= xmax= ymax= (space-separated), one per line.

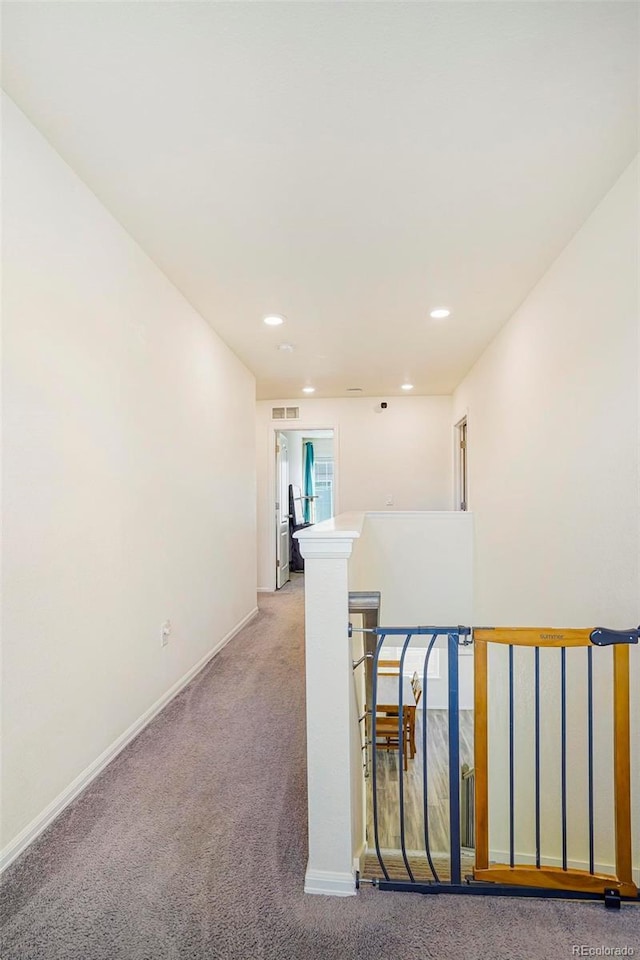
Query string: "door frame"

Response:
xmin=453 ymin=413 xmax=468 ymax=512
xmin=275 ymin=431 xmax=291 ymax=589
xmin=266 ymin=422 xmax=340 ymax=592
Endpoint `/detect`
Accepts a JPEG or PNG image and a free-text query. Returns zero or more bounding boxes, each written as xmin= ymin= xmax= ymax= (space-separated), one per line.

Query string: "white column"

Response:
xmin=295 ymin=514 xmax=364 ymax=896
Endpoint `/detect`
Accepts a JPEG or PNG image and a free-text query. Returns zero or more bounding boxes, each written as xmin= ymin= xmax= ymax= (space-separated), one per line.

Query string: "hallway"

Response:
xmin=1 ymin=581 xmax=637 ymax=960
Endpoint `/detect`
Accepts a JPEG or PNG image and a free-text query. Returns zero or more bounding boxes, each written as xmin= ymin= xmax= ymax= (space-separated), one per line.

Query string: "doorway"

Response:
xmin=274 ymin=428 xmax=335 ymax=589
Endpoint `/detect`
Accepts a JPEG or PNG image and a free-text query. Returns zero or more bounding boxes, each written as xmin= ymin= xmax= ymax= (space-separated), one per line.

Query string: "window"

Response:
xmin=382 ymin=647 xmax=440 ymax=679
xmin=313 ymin=457 xmax=334 ymax=522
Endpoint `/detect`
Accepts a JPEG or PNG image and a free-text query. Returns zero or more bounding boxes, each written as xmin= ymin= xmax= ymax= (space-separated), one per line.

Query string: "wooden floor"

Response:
xmin=362 ymin=849 xmax=476 ymax=884
xmin=364 ymin=709 xmax=474 ymax=882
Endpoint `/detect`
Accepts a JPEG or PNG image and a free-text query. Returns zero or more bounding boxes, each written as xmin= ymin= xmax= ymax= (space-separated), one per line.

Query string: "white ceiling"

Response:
xmin=2 ymin=2 xmax=638 ymax=399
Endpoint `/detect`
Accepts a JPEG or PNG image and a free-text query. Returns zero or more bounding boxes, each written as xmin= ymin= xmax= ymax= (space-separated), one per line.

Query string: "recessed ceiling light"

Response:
xmin=278 ymin=342 xmax=294 ymax=352
xmin=302 ymin=386 xmax=315 ymax=394
xmin=430 ymin=308 xmax=451 ymax=319
xmin=263 ymin=314 xmax=285 ymax=326
xmin=401 ymin=383 xmax=414 ymax=391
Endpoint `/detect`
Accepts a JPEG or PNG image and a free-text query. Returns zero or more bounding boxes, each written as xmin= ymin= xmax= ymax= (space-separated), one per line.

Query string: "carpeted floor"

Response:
xmin=1 ymin=576 xmax=638 ymax=960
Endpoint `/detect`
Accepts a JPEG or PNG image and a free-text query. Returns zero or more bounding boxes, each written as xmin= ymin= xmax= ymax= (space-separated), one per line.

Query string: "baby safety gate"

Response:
xmin=351 ymin=622 xmax=639 ymax=908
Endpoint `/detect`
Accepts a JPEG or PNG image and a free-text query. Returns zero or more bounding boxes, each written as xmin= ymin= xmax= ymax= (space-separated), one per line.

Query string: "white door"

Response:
xmin=275 ymin=432 xmax=290 ymax=588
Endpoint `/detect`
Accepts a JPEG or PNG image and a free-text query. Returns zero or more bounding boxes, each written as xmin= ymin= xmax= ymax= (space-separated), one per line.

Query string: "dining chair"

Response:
xmin=378 ymin=659 xmax=401 ymax=676
xmin=374 ymin=710 xmax=411 ymax=771
xmin=408 ymin=677 xmax=422 ymax=756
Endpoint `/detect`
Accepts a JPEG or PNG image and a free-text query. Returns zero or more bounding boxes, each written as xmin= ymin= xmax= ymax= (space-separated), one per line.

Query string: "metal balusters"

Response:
xmin=370 ymin=633 xmax=390 ymax=881
xmin=448 ymin=633 xmax=462 ymax=885
xmin=422 ymin=635 xmax=440 ymax=882
xmin=474 ymin=638 xmax=489 ymax=873
xmin=363 ymin=624 xmax=471 ymax=886
xmin=397 ymin=633 xmax=415 ymax=883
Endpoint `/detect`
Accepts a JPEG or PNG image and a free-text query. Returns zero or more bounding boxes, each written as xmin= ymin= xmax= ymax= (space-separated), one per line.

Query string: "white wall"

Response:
xmin=256 ymin=396 xmax=452 ymax=590
xmin=349 ymin=512 xmax=474 ymax=709
xmin=1 ymin=97 xmax=257 ymax=860
xmin=452 ymin=158 xmax=639 ymax=877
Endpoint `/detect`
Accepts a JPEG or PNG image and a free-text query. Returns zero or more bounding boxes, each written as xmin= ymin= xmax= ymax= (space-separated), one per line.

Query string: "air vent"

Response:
xmin=271 ymin=406 xmax=299 ymax=420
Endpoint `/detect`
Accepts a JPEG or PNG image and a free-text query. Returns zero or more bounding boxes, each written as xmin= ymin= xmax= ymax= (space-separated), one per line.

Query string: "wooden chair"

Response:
xmin=374 ymin=711 xmax=411 ymax=771
xmin=411 ymin=673 xmax=422 ymax=705
xmin=378 ymin=659 xmax=401 ymax=676
xmin=379 ymin=674 xmax=422 ymax=759
xmin=408 ymin=676 xmax=422 ymax=756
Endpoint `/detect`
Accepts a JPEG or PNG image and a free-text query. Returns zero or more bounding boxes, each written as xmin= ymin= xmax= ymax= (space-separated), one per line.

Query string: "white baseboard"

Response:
xmin=257 ymin=587 xmax=274 ymax=593
xmin=489 ymin=849 xmax=640 ymax=886
xmin=353 ymin=839 xmax=367 ymax=879
xmin=304 ymin=867 xmax=356 ymax=897
xmin=366 ymin=847 xmax=640 ymax=887
xmin=0 ymin=606 xmax=259 ymax=874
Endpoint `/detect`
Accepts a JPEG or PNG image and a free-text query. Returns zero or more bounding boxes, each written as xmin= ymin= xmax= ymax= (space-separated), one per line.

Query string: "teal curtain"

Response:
xmin=303 ymin=441 xmax=315 ymax=523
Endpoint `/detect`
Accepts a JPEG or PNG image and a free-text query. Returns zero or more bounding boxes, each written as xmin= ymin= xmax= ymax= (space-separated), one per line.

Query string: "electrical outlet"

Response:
xmin=160 ymin=620 xmax=171 ymax=647
xmin=385 ymin=494 xmax=393 ymax=506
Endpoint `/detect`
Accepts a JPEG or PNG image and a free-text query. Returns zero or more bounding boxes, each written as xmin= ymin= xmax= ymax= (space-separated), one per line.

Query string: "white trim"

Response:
xmin=0 ymin=606 xmax=259 ymax=874
xmin=453 ymin=411 xmax=468 ymax=513
xmin=296 ymin=538 xmax=357 ymax=561
xmin=489 ymin=849 xmax=640 ymax=886
xmin=257 ymin=587 xmax=274 ymax=593
xmin=294 ymin=511 xmax=364 ymax=540
xmin=304 ymin=867 xmax=356 ymax=896
xmin=295 ymin=514 xmax=363 ymax=560
xmin=368 ymin=848 xmax=640 ymax=886
xmin=363 ymin=510 xmax=472 ymax=519
xmin=353 ymin=839 xmax=367 ymax=879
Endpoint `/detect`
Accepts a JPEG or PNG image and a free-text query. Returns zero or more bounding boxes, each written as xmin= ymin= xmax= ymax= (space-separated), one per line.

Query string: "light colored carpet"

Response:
xmin=1 ymin=575 xmax=638 ymax=960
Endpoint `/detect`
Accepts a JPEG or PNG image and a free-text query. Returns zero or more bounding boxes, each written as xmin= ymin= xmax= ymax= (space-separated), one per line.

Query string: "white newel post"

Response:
xmin=295 ymin=514 xmax=364 ymax=896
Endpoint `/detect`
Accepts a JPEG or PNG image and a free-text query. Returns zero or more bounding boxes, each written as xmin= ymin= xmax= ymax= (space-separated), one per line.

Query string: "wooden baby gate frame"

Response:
xmin=473 ymin=626 xmax=638 ymax=900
